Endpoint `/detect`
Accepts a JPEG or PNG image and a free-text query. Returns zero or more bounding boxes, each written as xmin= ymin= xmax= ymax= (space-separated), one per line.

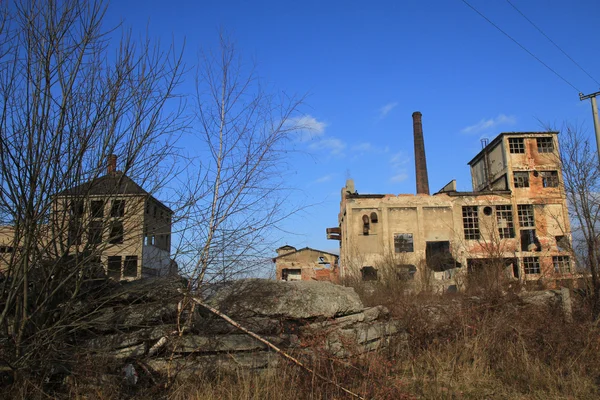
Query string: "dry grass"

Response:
xmin=5 ymin=286 xmax=600 ymax=399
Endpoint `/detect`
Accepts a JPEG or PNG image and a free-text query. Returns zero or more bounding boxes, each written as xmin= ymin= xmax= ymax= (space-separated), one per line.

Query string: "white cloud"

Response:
xmin=315 ymin=174 xmax=335 ymax=183
xmin=309 ymin=137 xmax=346 ymax=155
xmin=461 ymin=114 xmax=516 ymax=134
xmin=378 ymin=102 xmax=398 ymax=119
xmin=389 ymin=151 xmax=409 ymax=184
xmin=289 ymin=115 xmax=327 ymax=141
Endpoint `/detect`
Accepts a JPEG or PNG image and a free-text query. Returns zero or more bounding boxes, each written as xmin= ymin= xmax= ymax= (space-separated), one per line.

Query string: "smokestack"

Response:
xmin=107 ymin=154 xmax=117 ymax=175
xmin=412 ymin=111 xmax=430 ymax=195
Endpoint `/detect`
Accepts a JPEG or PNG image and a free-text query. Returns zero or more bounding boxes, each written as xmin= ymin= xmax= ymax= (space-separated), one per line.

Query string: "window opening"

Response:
xmin=90 ymin=200 xmax=104 ymax=218
xmin=111 ymin=200 xmax=125 ymax=217
xmin=362 ymin=214 xmax=370 ymax=235
xmin=70 ymin=199 xmax=84 ymax=217
xmin=107 ymin=256 xmax=121 ymax=279
xmin=282 ymin=268 xmax=301 ymax=281
xmin=370 ymin=212 xmax=378 ymax=223
xmin=513 ymin=171 xmax=529 ymax=188
xmin=496 ymin=205 xmax=515 ymax=238
xmin=109 ymin=221 xmax=124 ymax=244
xmin=394 ymin=233 xmax=414 ymax=252
xmin=426 ymin=241 xmax=457 ymax=271
xmin=555 ymin=236 xmax=569 ymax=252
xmin=509 ymin=138 xmax=525 ymax=153
xmin=553 ymin=255 xmax=571 ymax=273
xmin=523 ymin=257 xmax=540 ymax=274
xmin=361 ymin=266 xmax=378 ymax=281
xmin=521 ymin=229 xmax=541 ymax=252
xmin=396 ymin=264 xmax=416 ymax=281
xmin=462 ymin=206 xmax=480 ymax=240
xmin=88 ymin=221 xmax=103 ymax=244
xmin=537 ymin=137 xmax=554 ymax=153
xmin=483 ymin=206 xmax=493 ymax=216
xmin=517 ymin=204 xmax=535 ymax=227
xmin=541 ymin=171 xmax=559 ymax=188
xmin=124 ymin=256 xmax=138 ymax=277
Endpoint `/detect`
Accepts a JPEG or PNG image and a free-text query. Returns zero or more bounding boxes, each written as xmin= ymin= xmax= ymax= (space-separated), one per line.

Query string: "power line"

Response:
xmin=460 ymin=0 xmax=581 ymax=93
xmin=506 ymin=0 xmax=600 ymax=87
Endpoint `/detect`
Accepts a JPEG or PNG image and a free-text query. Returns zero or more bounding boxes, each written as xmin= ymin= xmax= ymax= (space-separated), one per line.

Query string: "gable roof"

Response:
xmin=58 ymin=172 xmax=172 ymax=213
xmin=272 ymin=246 xmax=339 ymax=261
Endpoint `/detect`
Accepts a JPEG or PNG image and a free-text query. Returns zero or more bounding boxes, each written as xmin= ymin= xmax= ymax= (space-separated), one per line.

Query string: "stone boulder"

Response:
xmin=202 ymin=279 xmax=364 ymax=319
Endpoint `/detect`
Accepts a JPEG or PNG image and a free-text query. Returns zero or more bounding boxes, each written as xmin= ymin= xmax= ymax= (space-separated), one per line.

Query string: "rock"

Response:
xmin=203 ymin=279 xmax=364 ymax=319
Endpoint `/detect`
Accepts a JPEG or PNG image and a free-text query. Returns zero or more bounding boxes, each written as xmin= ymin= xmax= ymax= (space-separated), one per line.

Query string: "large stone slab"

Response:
xmin=203 ymin=279 xmax=364 ymax=319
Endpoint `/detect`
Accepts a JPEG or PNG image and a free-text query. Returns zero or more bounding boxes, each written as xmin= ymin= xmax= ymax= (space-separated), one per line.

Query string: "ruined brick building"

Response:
xmin=326 ymin=112 xmax=574 ymax=290
xmin=273 ymin=245 xmax=339 ymax=282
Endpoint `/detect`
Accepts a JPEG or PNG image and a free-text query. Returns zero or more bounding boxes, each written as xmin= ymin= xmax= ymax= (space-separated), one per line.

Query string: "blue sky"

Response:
xmin=105 ymin=0 xmax=600 ymax=255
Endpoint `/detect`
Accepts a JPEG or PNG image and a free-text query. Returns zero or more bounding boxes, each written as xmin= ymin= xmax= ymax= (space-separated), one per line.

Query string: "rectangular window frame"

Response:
xmin=107 ymin=256 xmax=121 ymax=279
xmin=109 ymin=221 xmax=124 ymax=244
xmin=509 ymin=138 xmax=525 ymax=154
xmin=513 ymin=171 xmax=529 ymax=188
xmin=496 ymin=205 xmax=515 ymax=239
xmin=124 ymin=255 xmax=138 ymax=278
xmin=553 ymin=255 xmax=571 ymax=274
xmin=537 ymin=137 xmax=554 ymax=153
xmin=394 ymin=233 xmax=414 ymax=253
xmin=517 ymin=204 xmax=535 ymax=227
xmin=523 ymin=256 xmax=540 ymax=274
xmin=541 ymin=171 xmax=559 ymax=188
xmin=90 ymin=200 xmax=104 ymax=218
xmin=462 ymin=206 xmax=480 ymax=240
xmin=88 ymin=221 xmax=103 ymax=245
xmin=111 ymin=199 xmax=125 ymax=218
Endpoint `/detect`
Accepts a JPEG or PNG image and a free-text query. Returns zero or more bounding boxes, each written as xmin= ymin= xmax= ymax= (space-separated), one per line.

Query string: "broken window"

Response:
xmin=513 ymin=171 xmax=529 ymax=188
xmin=509 ymin=138 xmax=525 ymax=154
xmin=496 ymin=205 xmax=515 ymax=238
xmin=517 ymin=204 xmax=535 ymax=227
xmin=523 ymin=257 xmax=540 ymax=274
xmin=109 ymin=221 xmax=124 ymax=244
xmin=537 ymin=137 xmax=554 ymax=153
xmin=88 ymin=221 xmax=103 ymax=244
xmin=124 ymin=255 xmax=138 ymax=277
xmin=107 ymin=256 xmax=121 ymax=279
xmin=111 ymin=200 xmax=125 ymax=217
xmin=361 ymin=266 xmax=378 ymax=281
xmin=426 ymin=241 xmax=458 ymax=271
xmin=553 ymin=255 xmax=571 ymax=273
xmin=282 ymin=268 xmax=302 ymax=281
xmin=396 ymin=264 xmax=416 ymax=281
xmin=90 ymin=200 xmax=104 ymax=218
xmin=394 ymin=233 xmax=414 ymax=252
xmin=521 ymin=229 xmax=541 ymax=252
xmin=556 ymin=235 xmax=570 ymax=252
xmin=462 ymin=206 xmax=480 ymax=240
xmin=541 ymin=171 xmax=559 ymax=188
xmin=70 ymin=199 xmax=84 ymax=217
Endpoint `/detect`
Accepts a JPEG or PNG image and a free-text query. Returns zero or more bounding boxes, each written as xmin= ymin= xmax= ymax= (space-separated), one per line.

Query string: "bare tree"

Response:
xmin=178 ymin=34 xmax=305 ymax=288
xmin=555 ymin=122 xmax=600 ymax=317
xmin=0 ymin=0 xmax=183 ymax=370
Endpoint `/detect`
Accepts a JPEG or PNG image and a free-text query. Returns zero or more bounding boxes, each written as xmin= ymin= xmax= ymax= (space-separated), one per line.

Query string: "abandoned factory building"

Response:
xmin=273 ymin=245 xmax=339 ymax=282
xmin=326 ymin=112 xmax=573 ymax=290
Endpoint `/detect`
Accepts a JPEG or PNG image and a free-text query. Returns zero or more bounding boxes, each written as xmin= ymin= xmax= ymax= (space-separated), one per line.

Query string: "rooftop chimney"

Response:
xmin=107 ymin=154 xmax=117 ymax=175
xmin=412 ymin=111 xmax=430 ymax=195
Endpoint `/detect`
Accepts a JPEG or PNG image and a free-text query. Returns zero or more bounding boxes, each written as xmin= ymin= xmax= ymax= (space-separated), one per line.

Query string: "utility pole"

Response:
xmin=579 ymin=90 xmax=600 ymax=162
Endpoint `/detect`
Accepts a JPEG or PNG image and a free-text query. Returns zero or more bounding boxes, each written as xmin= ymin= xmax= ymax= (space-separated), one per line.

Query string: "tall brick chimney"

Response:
xmin=412 ymin=111 xmax=430 ymax=195
xmin=107 ymin=154 xmax=117 ymax=175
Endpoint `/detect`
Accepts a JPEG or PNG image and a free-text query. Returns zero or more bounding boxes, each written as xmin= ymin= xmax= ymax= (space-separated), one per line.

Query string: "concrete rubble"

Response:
xmin=80 ymin=278 xmax=403 ymax=377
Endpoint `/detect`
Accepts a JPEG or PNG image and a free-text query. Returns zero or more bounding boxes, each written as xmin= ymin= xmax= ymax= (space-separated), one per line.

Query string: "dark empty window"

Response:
xmin=361 ymin=266 xmax=378 ymax=281
xmin=462 ymin=206 xmax=480 ymax=240
xmin=426 ymin=241 xmax=456 ymax=271
xmin=396 ymin=264 xmax=416 ymax=281
xmin=91 ymin=200 xmax=104 ymax=218
xmin=537 ymin=137 xmax=554 ymax=153
xmin=513 ymin=171 xmax=529 ymax=188
xmin=370 ymin=212 xmax=378 ymax=223
xmin=111 ymin=200 xmax=125 ymax=217
xmin=88 ymin=221 xmax=103 ymax=244
xmin=109 ymin=221 xmax=124 ymax=244
xmin=394 ymin=233 xmax=414 ymax=252
xmin=556 ymin=236 xmax=569 ymax=252
xmin=124 ymin=256 xmax=138 ymax=277
xmin=68 ymin=221 xmax=82 ymax=245
xmin=541 ymin=171 xmax=559 ymax=188
xmin=553 ymin=256 xmax=571 ymax=273
xmin=517 ymin=205 xmax=535 ymax=227
xmin=0 ymin=246 xmax=13 ymax=253
xmin=521 ymin=229 xmax=541 ymax=252
xmin=509 ymin=138 xmax=525 ymax=153
xmin=523 ymin=257 xmax=540 ymax=274
xmin=70 ymin=199 xmax=84 ymax=217
xmin=107 ymin=256 xmax=121 ymax=279
xmin=496 ymin=205 xmax=515 ymax=238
